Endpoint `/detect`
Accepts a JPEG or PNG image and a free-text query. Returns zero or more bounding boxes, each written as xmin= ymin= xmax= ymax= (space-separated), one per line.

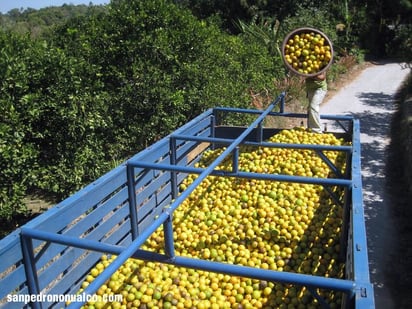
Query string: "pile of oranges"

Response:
xmin=75 ymin=128 xmax=347 ymax=309
xmin=282 ymin=29 xmax=333 ymax=76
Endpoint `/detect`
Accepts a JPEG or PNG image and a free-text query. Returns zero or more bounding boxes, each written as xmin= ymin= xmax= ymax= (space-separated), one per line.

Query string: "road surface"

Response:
xmin=321 ymin=61 xmax=410 ymax=309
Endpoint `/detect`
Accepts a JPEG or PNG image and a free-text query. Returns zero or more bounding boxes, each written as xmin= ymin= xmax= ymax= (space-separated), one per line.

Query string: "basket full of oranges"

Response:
xmin=281 ymin=27 xmax=334 ymax=77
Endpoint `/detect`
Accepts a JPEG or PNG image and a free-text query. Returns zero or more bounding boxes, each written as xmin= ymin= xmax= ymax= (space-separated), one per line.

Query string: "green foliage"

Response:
xmin=175 ymin=0 xmax=254 ymax=32
xmin=0 ymin=32 xmax=39 ymax=218
xmin=179 ymin=0 xmax=412 ymax=59
xmin=0 ymin=30 xmax=114 ymax=204
xmin=0 ymin=4 xmax=107 ymax=38
xmin=237 ymin=16 xmax=282 ymax=58
xmin=53 ymin=0 xmax=278 ymax=149
xmin=389 ymin=24 xmax=412 ymax=63
xmin=0 ymin=0 xmax=278 ymax=220
xmin=1 ymin=0 xmax=411 ymax=224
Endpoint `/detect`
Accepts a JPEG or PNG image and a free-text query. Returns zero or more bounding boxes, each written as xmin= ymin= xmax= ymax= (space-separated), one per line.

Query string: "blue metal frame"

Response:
xmin=16 ymin=92 xmax=374 ymax=309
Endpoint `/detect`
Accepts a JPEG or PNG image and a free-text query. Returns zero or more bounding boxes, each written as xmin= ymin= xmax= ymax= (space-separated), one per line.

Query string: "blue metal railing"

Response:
xmin=18 ymin=92 xmax=374 ymax=309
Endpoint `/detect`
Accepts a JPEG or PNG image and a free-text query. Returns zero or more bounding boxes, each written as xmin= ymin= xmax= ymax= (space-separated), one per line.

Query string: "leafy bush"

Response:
xmin=0 ymin=0 xmax=279 ymax=220
xmin=53 ymin=0 xmax=279 ymax=150
xmin=388 ymin=23 xmax=412 ymax=63
xmin=0 ymin=32 xmax=40 ymax=218
xmin=0 ymin=31 xmax=113 ymax=206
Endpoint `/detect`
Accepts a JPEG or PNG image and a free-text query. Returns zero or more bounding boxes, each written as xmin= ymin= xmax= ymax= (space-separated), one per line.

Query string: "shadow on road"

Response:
xmin=344 ymin=90 xmax=412 ymax=308
xmin=324 ymin=89 xmax=411 ymax=308
xmin=384 ymin=92 xmax=412 ymax=309
xmin=356 ymin=92 xmax=396 ymax=110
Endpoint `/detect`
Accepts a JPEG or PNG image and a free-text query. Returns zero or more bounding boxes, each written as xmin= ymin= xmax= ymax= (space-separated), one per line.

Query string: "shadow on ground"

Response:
xmin=384 ymin=94 xmax=412 ymax=309
xmin=323 ymin=88 xmax=411 ymax=308
xmin=346 ymin=90 xmax=411 ymax=308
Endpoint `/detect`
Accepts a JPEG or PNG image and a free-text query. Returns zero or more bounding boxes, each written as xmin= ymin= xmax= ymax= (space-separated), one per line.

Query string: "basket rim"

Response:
xmin=281 ymin=27 xmax=334 ymax=78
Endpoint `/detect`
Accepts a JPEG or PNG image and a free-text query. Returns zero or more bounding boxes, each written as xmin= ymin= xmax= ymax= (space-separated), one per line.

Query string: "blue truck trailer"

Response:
xmin=0 ymin=93 xmax=374 ymax=308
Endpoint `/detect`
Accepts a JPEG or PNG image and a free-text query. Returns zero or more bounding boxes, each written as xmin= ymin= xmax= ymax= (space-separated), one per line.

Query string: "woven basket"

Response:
xmin=281 ymin=27 xmax=334 ymax=77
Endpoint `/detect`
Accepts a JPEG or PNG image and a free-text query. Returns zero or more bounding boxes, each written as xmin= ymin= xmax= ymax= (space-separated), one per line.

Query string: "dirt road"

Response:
xmin=321 ymin=61 xmax=410 ymax=309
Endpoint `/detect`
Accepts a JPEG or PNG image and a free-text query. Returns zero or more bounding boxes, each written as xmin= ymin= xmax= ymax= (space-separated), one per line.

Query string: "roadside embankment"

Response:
xmin=392 ymin=70 xmax=412 ymax=195
xmin=386 ymin=68 xmax=412 ymax=308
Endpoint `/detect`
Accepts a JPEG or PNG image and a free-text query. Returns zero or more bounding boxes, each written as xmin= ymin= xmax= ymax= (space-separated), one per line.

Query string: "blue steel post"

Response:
xmin=211 ymin=114 xmax=216 ymax=150
xmin=339 ymin=116 xmax=353 ymax=262
xmin=20 ymin=233 xmax=42 ymax=309
xmin=280 ymin=91 xmax=285 ymax=113
xmin=126 ymin=164 xmax=139 ymax=239
xmin=164 ymin=137 xmax=177 ymax=258
xmin=232 ymin=147 xmax=239 ymax=174
xmin=257 ymin=121 xmax=263 ymax=143
xmin=169 ymin=136 xmax=178 ymax=198
xmin=340 ymin=131 xmax=353 ymax=261
xmin=350 ymin=119 xmax=375 ymax=308
xmin=163 ymin=213 xmax=175 ymax=259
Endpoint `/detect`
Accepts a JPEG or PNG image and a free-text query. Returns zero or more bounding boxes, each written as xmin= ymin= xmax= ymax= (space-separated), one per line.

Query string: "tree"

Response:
xmin=0 ymin=0 xmax=278 ymax=220
xmin=53 ymin=0 xmax=277 ymax=154
xmin=0 ymin=32 xmax=40 ymax=218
